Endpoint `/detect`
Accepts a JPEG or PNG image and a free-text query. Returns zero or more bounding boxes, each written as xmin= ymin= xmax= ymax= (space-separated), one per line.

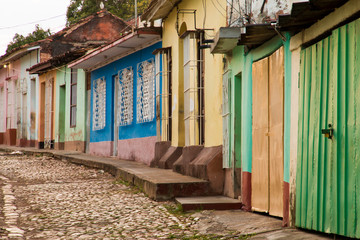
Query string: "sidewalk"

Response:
xmin=0 ymin=145 xmax=335 ymax=239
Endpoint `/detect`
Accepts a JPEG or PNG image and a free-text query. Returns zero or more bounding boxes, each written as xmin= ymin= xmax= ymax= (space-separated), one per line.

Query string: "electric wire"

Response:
xmin=0 ymin=14 xmax=65 ymax=30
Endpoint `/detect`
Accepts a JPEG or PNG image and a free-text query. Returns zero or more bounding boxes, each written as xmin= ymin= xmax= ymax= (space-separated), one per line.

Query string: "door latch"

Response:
xmin=321 ymin=124 xmax=333 ymax=139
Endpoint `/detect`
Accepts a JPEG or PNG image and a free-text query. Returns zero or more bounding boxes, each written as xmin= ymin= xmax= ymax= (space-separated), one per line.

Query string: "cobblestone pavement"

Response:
xmin=0 ymin=152 xmax=332 ymax=240
xmin=0 ymin=153 xmax=203 ymax=240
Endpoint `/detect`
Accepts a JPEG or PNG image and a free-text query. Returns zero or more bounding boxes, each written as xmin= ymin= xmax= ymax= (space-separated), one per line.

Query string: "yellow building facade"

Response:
xmin=143 ymin=0 xmax=227 ymax=194
xmin=158 ymin=0 xmax=226 ymax=147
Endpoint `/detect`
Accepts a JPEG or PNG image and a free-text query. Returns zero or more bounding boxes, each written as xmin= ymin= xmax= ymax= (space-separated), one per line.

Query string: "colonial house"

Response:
xmin=0 ymin=41 xmax=50 ymax=147
xmin=69 ymin=27 xmax=162 ymax=165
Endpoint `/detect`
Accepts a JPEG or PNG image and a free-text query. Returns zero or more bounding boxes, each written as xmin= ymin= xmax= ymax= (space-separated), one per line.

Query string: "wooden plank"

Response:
xmin=295 ymin=49 xmax=307 ymax=227
xmin=354 ymin=18 xmax=360 ymax=238
xmin=345 ymin=20 xmax=355 ymax=237
xmin=268 ymin=47 xmax=284 ymax=218
xmin=300 ymin=46 xmax=312 ymax=227
xmin=252 ymin=57 xmax=269 ymax=213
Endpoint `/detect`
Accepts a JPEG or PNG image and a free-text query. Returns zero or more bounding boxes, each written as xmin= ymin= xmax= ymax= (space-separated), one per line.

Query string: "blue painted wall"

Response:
xmin=90 ymin=41 xmax=162 ymax=143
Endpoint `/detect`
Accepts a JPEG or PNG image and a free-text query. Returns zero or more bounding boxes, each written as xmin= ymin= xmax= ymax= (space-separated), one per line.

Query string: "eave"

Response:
xmin=141 ymin=0 xmax=181 ymax=22
xmin=211 ymin=0 xmax=351 ymax=52
xmin=68 ymin=28 xmax=162 ymax=72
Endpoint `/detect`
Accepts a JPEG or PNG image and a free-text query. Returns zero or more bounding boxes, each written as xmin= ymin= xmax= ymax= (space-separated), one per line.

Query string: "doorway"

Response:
xmin=251 ymin=47 xmax=284 ymax=217
xmin=58 ymin=85 xmax=66 ymax=149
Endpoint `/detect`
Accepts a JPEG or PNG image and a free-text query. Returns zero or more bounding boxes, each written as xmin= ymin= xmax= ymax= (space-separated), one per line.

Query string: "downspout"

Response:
xmin=135 ymin=0 xmax=138 ymax=28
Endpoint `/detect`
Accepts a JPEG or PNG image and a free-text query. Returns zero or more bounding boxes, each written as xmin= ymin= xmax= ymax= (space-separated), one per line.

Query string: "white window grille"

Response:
xmin=183 ymin=32 xmax=205 ymax=146
xmin=92 ymin=77 xmax=106 ymax=131
xmin=137 ymin=59 xmax=155 ymax=123
xmin=117 ymin=67 xmax=133 ymax=126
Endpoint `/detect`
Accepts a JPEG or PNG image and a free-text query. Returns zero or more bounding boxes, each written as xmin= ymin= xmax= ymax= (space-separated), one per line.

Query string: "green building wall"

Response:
xmin=55 ymin=67 xmax=87 ymax=151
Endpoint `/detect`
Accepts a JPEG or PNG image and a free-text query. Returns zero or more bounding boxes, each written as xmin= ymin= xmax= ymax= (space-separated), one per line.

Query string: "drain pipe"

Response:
xmin=135 ymin=0 xmax=138 ymax=28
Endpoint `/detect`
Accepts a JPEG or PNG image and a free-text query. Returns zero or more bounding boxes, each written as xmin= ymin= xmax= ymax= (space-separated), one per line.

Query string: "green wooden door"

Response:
xmin=297 ymin=20 xmax=360 ymax=238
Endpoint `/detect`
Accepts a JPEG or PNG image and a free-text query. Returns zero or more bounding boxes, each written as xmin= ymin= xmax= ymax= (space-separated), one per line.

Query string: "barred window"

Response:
xmin=137 ymin=59 xmax=155 ymax=123
xmin=92 ymin=77 xmax=106 ymax=131
xmin=117 ymin=67 xmax=133 ymax=126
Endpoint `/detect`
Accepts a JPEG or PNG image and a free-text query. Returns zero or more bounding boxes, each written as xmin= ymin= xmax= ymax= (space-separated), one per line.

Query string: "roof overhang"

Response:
xmin=28 ymin=49 xmax=87 ymax=75
xmin=277 ymin=0 xmax=349 ymax=32
xmin=237 ymin=24 xmax=277 ymax=49
xmin=210 ymin=27 xmax=242 ymax=54
xmin=1 ymin=45 xmax=40 ymax=64
xmin=211 ymin=0 xmax=351 ymax=53
xmin=141 ymin=0 xmax=181 ymax=21
xmin=28 ymin=62 xmax=52 ymax=75
xmin=68 ymin=28 xmax=162 ymax=71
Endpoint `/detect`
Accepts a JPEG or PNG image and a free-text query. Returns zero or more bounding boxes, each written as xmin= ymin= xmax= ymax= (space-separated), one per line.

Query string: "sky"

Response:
xmin=0 ymin=0 xmax=70 ymax=55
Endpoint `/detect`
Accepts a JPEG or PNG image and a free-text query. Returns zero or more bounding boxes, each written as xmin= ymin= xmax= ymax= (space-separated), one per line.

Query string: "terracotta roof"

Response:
xmin=27 ymin=48 xmax=87 ymax=74
xmin=68 ymin=27 xmax=161 ymax=71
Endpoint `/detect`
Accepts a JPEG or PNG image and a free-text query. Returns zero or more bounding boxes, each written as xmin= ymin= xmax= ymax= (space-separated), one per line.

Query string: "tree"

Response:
xmin=6 ymin=25 xmax=51 ymax=53
xmin=66 ymin=0 xmax=150 ymax=26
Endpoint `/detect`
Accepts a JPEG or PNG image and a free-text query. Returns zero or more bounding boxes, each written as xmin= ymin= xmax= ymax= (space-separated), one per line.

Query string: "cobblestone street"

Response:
xmin=0 ymin=152 xmax=332 ymax=240
xmin=0 ymin=152 xmax=205 ymax=240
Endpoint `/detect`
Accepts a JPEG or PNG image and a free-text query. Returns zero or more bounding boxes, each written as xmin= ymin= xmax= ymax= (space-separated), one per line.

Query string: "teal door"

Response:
xmin=297 ymin=20 xmax=360 ymax=238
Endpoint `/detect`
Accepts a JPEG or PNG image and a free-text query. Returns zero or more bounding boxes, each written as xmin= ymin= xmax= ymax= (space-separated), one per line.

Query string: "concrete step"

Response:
xmin=176 ymin=196 xmax=242 ymax=211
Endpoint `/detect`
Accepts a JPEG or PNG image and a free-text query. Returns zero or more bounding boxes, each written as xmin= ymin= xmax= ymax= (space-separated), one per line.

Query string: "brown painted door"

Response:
xmin=252 ymin=47 xmax=284 ymax=217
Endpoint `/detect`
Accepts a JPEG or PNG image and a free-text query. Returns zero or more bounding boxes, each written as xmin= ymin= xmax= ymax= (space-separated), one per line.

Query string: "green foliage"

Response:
xmin=66 ymin=0 xmax=150 ymax=26
xmin=6 ymin=25 xmax=51 ymax=54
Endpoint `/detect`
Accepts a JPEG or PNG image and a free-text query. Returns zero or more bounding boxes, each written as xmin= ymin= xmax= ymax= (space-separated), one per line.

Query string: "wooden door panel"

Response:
xmin=269 ymin=47 xmax=284 ymax=217
xmin=252 ymin=57 xmax=269 ymax=212
xmin=252 ymin=129 xmax=269 ymax=211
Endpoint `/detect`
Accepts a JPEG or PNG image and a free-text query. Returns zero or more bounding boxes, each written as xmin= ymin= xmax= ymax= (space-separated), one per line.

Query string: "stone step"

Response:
xmin=176 ymin=196 xmax=242 ymax=211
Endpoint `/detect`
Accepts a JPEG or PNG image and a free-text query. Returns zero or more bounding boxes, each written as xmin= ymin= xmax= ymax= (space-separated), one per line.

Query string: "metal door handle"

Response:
xmin=321 ymin=124 xmax=333 ymax=139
